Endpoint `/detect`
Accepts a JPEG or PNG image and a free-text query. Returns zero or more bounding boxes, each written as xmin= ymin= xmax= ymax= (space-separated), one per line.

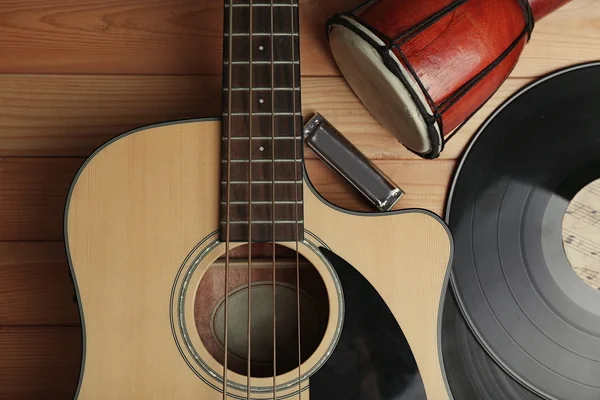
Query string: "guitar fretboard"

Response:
xmin=221 ymin=0 xmax=303 ymax=243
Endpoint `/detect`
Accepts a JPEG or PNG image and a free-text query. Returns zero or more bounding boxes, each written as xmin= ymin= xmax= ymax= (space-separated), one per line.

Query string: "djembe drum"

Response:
xmin=328 ymin=0 xmax=571 ymax=158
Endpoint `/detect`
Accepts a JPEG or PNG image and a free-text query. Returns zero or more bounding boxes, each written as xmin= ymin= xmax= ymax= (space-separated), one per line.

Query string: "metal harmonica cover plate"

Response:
xmin=303 ymin=114 xmax=404 ymax=211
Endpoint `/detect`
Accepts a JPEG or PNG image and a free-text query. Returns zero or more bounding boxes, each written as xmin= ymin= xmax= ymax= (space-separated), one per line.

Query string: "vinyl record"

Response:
xmin=446 ymin=62 xmax=600 ymax=400
xmin=442 ymin=288 xmax=543 ymax=399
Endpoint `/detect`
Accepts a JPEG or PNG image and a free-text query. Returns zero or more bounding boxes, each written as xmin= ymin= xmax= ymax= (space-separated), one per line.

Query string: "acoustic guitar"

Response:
xmin=65 ymin=1 xmax=452 ymax=399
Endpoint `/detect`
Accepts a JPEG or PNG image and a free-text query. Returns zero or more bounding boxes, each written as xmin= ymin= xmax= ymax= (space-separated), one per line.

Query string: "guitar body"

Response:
xmin=65 ymin=118 xmax=452 ymax=399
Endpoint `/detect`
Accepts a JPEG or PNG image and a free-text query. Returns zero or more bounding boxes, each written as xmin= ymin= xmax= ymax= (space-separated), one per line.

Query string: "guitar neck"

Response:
xmin=221 ymin=0 xmax=304 ymax=243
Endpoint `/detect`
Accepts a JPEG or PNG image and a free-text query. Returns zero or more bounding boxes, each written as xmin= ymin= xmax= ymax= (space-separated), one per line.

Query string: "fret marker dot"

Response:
xmin=259 ymin=46 xmax=264 ymax=51
xmin=259 ymin=146 xmax=265 ymax=152
xmin=259 ymin=98 xmax=265 ymax=104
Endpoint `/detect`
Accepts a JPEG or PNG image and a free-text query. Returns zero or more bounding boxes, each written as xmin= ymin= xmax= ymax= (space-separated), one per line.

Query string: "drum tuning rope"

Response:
xmin=328 ymin=0 xmax=535 ymax=159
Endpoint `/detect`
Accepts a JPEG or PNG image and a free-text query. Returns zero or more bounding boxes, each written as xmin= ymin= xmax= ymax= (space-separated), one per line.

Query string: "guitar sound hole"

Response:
xmin=194 ymin=244 xmax=330 ymax=378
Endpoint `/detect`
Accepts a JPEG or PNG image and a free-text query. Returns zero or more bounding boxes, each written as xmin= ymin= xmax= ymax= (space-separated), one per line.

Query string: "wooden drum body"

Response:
xmin=329 ymin=0 xmax=570 ymax=158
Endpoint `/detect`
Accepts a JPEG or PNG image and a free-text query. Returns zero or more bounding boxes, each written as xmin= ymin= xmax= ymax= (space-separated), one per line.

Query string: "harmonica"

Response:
xmin=304 ymin=114 xmax=404 ymax=212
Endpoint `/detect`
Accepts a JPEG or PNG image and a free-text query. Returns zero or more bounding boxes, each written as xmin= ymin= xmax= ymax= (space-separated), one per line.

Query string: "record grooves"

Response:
xmin=442 ymin=291 xmax=542 ymax=399
xmin=442 ymin=62 xmax=600 ymax=400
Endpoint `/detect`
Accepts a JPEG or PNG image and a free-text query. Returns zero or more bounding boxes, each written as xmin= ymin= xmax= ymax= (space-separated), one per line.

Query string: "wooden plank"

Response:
xmin=0 ymin=2 xmax=594 ymax=398
xmin=304 ymin=159 xmax=454 ymax=217
xmin=0 ymin=327 xmax=81 ymax=400
xmin=0 ymin=151 xmax=450 ymax=328
xmin=0 ymin=75 xmax=221 ymax=156
xmin=0 ymin=243 xmax=293 ymax=327
xmin=0 ymin=159 xmax=451 ymax=326
xmin=0 ymin=243 xmax=79 ymax=326
xmin=302 ymin=77 xmax=534 ymax=161
xmin=0 ymin=0 xmax=596 ymax=76
xmin=0 ymin=158 xmax=81 ymax=241
xmin=0 ymin=156 xmax=450 ymax=241
xmin=0 ymin=74 xmax=531 ymax=159
xmin=0 ymin=0 xmax=361 ymax=76
xmin=511 ymin=0 xmax=600 ymax=78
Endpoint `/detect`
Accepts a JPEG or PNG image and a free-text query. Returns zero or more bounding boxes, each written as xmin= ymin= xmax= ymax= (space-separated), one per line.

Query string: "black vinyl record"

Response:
xmin=444 ymin=62 xmax=600 ymax=400
xmin=442 ymin=288 xmax=543 ymax=399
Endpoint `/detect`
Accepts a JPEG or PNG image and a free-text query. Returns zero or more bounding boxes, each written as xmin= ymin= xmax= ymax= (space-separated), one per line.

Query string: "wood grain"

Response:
xmin=0 ymin=75 xmax=221 ymax=157
xmin=221 ymin=1 xmax=305 ymax=242
xmin=0 ymin=0 xmax=362 ymax=76
xmin=305 ymin=159 xmax=454 ymax=216
xmin=0 ymin=327 xmax=81 ymax=400
xmin=0 ymin=243 xmax=79 ymax=326
xmin=0 ymin=156 xmax=450 ymax=243
xmin=529 ymin=0 xmax=574 ymax=21
xmin=0 ymin=158 xmax=80 ymax=241
xmin=513 ymin=0 xmax=600 ymax=78
xmin=0 ymin=74 xmax=530 ymax=159
xmin=0 ymin=0 xmax=597 ymax=77
xmin=64 ymin=120 xmax=451 ymax=398
xmin=5 ymin=72 xmax=600 ymax=160
xmin=0 ymin=244 xmax=302 ymax=327
xmin=0 ymin=1 xmax=597 ymax=398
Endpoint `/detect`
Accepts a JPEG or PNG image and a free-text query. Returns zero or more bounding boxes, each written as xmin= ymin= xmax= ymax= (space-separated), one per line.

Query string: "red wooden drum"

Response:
xmin=328 ymin=0 xmax=571 ymax=158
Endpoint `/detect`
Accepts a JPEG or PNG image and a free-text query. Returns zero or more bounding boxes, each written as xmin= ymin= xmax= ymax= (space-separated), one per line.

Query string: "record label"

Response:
xmin=563 ymin=179 xmax=600 ymax=290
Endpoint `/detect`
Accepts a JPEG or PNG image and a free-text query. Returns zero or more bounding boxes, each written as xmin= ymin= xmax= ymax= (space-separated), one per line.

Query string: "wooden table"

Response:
xmin=0 ymin=0 xmax=598 ymax=398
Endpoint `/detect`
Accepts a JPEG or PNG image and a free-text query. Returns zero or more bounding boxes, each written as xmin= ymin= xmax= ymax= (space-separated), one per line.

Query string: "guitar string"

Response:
xmin=247 ymin=0 xmax=254 ymax=397
xmin=290 ymin=0 xmax=302 ymax=397
xmin=223 ymin=0 xmax=234 ymax=398
xmin=270 ymin=0 xmax=277 ymax=398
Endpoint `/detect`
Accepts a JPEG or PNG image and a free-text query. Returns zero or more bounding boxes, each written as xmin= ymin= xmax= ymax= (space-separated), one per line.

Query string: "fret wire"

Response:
xmin=222 ymin=181 xmax=302 ymax=184
xmin=223 ymin=3 xmax=300 ymax=35
xmin=222 ymin=137 xmax=301 ymax=140
xmin=221 ymin=0 xmax=303 ymax=243
xmin=225 ymin=61 xmax=299 ymax=64
xmin=225 ymin=4 xmax=298 ymax=7
xmin=225 ymin=33 xmax=299 ymax=36
xmin=224 ymin=88 xmax=300 ymax=91
xmin=221 ymin=201 xmax=303 ymax=205
xmin=222 ymin=159 xmax=302 ymax=163
xmin=224 ymin=112 xmax=301 ymax=116
xmin=221 ymin=221 xmax=304 ymax=224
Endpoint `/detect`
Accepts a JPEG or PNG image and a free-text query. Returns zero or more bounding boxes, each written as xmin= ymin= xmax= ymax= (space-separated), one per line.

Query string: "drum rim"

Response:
xmin=328 ymin=15 xmax=444 ymax=158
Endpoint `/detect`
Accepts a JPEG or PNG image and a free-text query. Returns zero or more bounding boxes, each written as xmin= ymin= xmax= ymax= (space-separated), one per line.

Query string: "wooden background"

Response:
xmin=0 ymin=0 xmax=598 ymax=398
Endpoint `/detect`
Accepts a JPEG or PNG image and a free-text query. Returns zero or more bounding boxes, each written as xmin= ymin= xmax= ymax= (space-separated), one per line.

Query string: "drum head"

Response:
xmin=329 ymin=16 xmax=442 ymax=157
